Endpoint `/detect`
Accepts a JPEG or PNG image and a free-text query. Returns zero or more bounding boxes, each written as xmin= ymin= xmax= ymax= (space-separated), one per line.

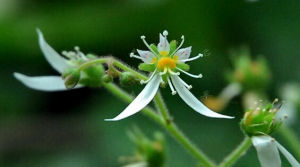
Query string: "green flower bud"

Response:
xmin=62 ymin=68 xmax=81 ymax=89
xmin=146 ymin=132 xmax=165 ymax=167
xmin=138 ymin=63 xmax=156 ymax=72
xmin=102 ymin=74 xmax=113 ymax=83
xmin=120 ymin=72 xmax=137 ymax=86
xmin=85 ymin=53 xmax=97 ymax=59
xmin=241 ymin=100 xmax=282 ymax=136
xmin=79 ymin=64 xmax=105 ymax=87
xmin=227 ymin=47 xmax=271 ymax=91
xmin=127 ymin=128 xmax=166 ymax=167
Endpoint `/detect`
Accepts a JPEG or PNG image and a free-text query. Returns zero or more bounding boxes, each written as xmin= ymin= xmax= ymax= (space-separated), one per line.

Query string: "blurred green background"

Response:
xmin=1 ymin=0 xmax=300 ymax=166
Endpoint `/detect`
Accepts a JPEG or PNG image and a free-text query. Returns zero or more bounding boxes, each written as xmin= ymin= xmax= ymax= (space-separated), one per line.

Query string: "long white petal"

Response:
xmin=176 ymin=46 xmax=192 ymax=60
xmin=14 ymin=72 xmax=82 ymax=91
xmin=37 ymin=29 xmax=71 ymax=73
xmin=170 ymin=75 xmax=233 ymax=119
xmin=275 ymin=141 xmax=300 ymax=167
xmin=252 ymin=136 xmax=281 ymax=167
xmin=137 ymin=49 xmax=156 ymax=63
xmin=105 ymin=74 xmax=161 ymax=121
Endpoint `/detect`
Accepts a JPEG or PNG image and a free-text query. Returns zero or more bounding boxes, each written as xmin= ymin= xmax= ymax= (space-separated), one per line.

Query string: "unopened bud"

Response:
xmin=241 ymin=101 xmax=282 ymax=136
xmin=79 ymin=64 xmax=105 ymax=87
xmin=62 ymin=68 xmax=80 ymax=89
xmin=227 ymin=47 xmax=271 ymax=91
xmin=102 ymin=74 xmax=113 ymax=83
xmin=120 ymin=72 xmax=137 ymax=86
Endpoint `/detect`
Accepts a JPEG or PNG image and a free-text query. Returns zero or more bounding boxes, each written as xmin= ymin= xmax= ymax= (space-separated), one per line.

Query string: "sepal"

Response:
xmin=138 ymin=63 xmax=156 ymax=72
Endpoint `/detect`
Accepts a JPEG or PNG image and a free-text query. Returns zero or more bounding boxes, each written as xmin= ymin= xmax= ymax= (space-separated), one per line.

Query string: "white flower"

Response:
xmin=14 ymin=29 xmax=83 ymax=91
xmin=105 ymin=30 xmax=234 ymax=121
xmin=252 ymin=135 xmax=300 ymax=167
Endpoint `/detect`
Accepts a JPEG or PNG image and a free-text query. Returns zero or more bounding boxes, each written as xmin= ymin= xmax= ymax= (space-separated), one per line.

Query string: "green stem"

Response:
xmin=78 ymin=57 xmax=148 ymax=81
xmin=154 ymin=92 xmax=170 ymax=122
xmin=113 ymin=60 xmax=147 ymax=80
xmin=78 ymin=58 xmax=108 ymax=70
xmin=103 ymin=83 xmax=216 ymax=167
xmin=167 ymin=123 xmax=216 ymax=167
xmin=153 ymin=91 xmax=216 ymax=167
xmin=278 ymin=125 xmax=300 ymax=159
xmin=219 ymin=137 xmax=252 ymax=167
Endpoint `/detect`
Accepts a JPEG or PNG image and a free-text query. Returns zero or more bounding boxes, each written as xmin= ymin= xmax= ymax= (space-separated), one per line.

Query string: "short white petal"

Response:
xmin=170 ymin=75 xmax=234 ymax=119
xmin=105 ymin=74 xmax=161 ymax=121
xmin=176 ymin=46 xmax=192 ymax=60
xmin=14 ymin=72 xmax=82 ymax=91
xmin=275 ymin=141 xmax=300 ymax=167
xmin=157 ymin=33 xmax=170 ymax=52
xmin=137 ymin=49 xmax=156 ymax=63
xmin=123 ymin=162 xmax=147 ymax=167
xmin=37 ymin=29 xmax=71 ymax=73
xmin=252 ymin=136 xmax=281 ymax=167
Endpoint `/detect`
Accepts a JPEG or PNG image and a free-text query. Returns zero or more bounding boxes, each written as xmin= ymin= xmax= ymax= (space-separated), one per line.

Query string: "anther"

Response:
xmin=163 ymin=30 xmax=168 ymax=36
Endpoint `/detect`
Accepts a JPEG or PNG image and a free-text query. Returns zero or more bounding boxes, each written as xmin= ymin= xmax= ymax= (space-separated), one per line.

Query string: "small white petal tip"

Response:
xmin=171 ymin=91 xmax=177 ymax=95
xmin=181 ymin=35 xmax=184 ymax=39
xmin=104 ymin=119 xmax=118 ymax=121
xmin=199 ymin=53 xmax=204 ymax=57
xmin=199 ymin=74 xmax=203 ymax=78
xmin=163 ymin=30 xmax=168 ymax=36
xmin=188 ymin=85 xmax=193 ymax=90
xmin=74 ymin=46 xmax=80 ymax=51
xmin=141 ymin=35 xmax=146 ymax=39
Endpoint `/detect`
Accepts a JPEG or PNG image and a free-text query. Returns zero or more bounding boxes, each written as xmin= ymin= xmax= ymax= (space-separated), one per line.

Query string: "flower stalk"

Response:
xmin=219 ymin=137 xmax=252 ymax=167
xmin=103 ymin=79 xmax=216 ymax=167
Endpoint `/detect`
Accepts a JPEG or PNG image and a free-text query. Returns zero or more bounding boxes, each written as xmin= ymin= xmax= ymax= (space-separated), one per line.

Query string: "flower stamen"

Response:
xmin=170 ymin=35 xmax=185 ymax=57
xmin=180 ymin=53 xmax=203 ymax=62
xmin=159 ymin=68 xmax=168 ymax=75
xmin=141 ymin=36 xmax=158 ymax=57
xmin=130 ymin=52 xmax=143 ymax=60
xmin=177 ymin=76 xmax=193 ymax=90
xmin=140 ymin=69 xmax=157 ymax=84
xmin=176 ymin=67 xmax=202 ymax=78
xmin=167 ymin=78 xmax=177 ymax=95
xmin=168 ymin=68 xmax=180 ymax=75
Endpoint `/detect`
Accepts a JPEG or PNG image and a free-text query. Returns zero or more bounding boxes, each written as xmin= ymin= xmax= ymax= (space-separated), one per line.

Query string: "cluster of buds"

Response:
xmin=121 ymin=129 xmax=165 ymax=167
xmin=241 ymin=99 xmax=283 ymax=137
xmin=226 ymin=47 xmax=271 ymax=92
xmin=13 ymin=29 xmax=139 ymax=92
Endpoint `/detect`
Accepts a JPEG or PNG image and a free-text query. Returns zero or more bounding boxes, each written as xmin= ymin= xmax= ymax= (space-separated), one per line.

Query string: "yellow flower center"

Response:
xmin=160 ymin=51 xmax=169 ymax=57
xmin=157 ymin=57 xmax=177 ymax=70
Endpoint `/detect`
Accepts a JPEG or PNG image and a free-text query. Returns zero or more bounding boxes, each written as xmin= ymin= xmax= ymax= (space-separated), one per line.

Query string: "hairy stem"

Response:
xmin=278 ymin=125 xmax=300 ymax=159
xmin=154 ymin=91 xmax=215 ymax=167
xmin=219 ymin=137 xmax=252 ymax=167
xmin=78 ymin=56 xmax=148 ymax=80
xmin=104 ymin=83 xmax=216 ymax=167
xmin=85 ymin=56 xmax=216 ymax=166
xmin=154 ymin=92 xmax=171 ymax=122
